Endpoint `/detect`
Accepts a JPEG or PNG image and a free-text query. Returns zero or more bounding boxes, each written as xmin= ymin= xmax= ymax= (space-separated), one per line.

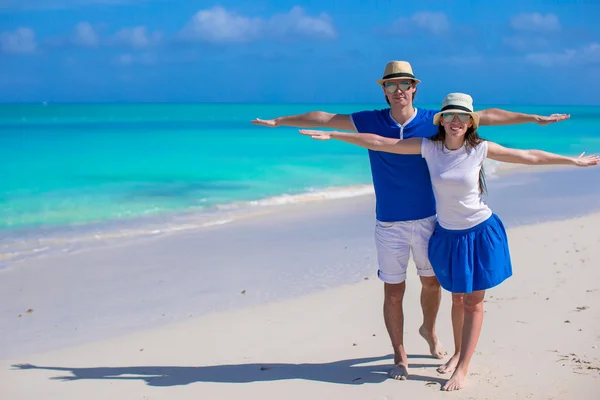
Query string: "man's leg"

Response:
xmin=383 ymin=282 xmax=408 ymax=379
xmin=374 ymin=220 xmax=411 ymax=380
xmin=418 ymin=276 xmax=446 ymax=359
xmin=412 ymin=216 xmax=447 ymax=359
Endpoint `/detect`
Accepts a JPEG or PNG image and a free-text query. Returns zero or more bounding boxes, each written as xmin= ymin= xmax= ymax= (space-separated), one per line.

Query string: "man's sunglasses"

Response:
xmin=384 ymin=81 xmax=413 ymax=93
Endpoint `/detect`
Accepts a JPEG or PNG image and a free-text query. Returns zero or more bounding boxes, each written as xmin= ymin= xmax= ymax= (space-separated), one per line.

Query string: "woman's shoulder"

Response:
xmin=424 ymin=138 xmax=443 ymax=149
xmin=466 ymin=140 xmax=488 ymax=158
xmin=420 ymin=138 xmax=444 ymax=158
xmin=473 ymin=140 xmax=488 ymax=149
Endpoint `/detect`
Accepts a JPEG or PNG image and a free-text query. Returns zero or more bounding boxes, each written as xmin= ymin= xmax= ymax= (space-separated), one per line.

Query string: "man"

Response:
xmin=251 ymin=60 xmax=570 ymax=380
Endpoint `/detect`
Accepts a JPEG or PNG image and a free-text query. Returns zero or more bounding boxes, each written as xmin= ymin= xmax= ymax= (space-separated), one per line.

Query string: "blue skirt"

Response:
xmin=428 ymin=214 xmax=513 ymax=294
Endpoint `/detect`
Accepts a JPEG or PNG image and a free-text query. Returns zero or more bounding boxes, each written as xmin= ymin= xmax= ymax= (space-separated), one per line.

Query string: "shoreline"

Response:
xmin=3 ymin=161 xmax=597 ymax=268
xmin=2 ymin=211 xmax=599 ymax=399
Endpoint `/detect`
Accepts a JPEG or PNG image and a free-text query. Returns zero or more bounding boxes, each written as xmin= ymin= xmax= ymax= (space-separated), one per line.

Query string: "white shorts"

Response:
xmin=374 ymin=215 xmax=436 ymax=284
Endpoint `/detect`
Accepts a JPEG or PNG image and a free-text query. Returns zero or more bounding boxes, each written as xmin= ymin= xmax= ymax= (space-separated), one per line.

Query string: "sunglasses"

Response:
xmin=442 ymin=113 xmax=471 ymax=123
xmin=384 ymin=81 xmax=413 ymax=93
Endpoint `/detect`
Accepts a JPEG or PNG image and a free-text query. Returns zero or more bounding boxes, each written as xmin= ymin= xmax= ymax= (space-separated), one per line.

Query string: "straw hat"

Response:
xmin=433 ymin=93 xmax=480 ymax=129
xmin=376 ymin=61 xmax=421 ymax=85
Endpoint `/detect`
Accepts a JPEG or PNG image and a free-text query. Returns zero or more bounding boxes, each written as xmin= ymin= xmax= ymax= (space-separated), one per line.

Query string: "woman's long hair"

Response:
xmin=429 ymin=124 xmax=488 ymax=195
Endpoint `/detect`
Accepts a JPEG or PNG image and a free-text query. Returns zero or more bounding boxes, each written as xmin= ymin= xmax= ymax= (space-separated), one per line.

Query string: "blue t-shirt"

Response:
xmin=350 ymin=108 xmax=439 ymax=222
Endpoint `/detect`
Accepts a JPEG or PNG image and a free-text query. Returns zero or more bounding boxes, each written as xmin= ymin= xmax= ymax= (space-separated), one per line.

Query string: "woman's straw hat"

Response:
xmin=433 ymin=93 xmax=480 ymax=129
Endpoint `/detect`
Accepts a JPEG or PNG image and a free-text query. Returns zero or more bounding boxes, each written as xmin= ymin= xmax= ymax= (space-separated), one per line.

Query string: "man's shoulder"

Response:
xmin=351 ymin=108 xmax=390 ymax=118
xmin=350 ymin=108 xmax=391 ymax=131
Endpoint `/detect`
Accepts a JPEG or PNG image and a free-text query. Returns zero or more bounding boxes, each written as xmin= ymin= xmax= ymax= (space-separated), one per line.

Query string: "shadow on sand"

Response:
xmin=11 ymin=354 xmax=447 ymax=387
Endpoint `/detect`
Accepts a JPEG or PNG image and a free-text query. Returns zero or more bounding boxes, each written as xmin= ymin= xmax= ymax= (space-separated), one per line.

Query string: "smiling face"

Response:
xmin=381 ymin=79 xmax=416 ymax=107
xmin=440 ymin=112 xmax=474 ymax=139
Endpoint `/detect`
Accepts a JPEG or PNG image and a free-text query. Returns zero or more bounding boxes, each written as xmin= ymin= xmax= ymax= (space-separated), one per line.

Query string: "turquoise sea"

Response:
xmin=1 ymin=103 xmax=599 ymax=263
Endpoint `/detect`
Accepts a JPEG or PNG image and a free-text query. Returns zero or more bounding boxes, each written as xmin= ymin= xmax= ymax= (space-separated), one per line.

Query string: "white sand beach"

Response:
xmin=1 ymin=188 xmax=599 ymax=399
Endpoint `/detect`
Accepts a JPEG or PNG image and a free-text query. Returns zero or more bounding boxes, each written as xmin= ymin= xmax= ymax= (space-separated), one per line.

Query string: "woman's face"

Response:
xmin=440 ymin=113 xmax=474 ymax=139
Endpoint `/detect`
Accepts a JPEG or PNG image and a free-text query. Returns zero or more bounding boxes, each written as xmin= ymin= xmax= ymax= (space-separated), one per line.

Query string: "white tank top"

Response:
xmin=421 ymin=139 xmax=492 ymax=230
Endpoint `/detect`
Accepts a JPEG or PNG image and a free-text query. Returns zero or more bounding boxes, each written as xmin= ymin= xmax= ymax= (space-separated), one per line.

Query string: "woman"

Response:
xmin=299 ymin=93 xmax=599 ymax=391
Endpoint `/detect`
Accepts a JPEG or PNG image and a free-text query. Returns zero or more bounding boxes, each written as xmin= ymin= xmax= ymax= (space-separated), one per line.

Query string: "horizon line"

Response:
xmin=0 ymin=101 xmax=598 ymax=107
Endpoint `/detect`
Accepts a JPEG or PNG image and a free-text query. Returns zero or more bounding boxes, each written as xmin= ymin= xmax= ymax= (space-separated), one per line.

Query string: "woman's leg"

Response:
xmin=442 ymin=290 xmax=486 ymax=391
xmin=437 ymin=293 xmax=464 ymax=373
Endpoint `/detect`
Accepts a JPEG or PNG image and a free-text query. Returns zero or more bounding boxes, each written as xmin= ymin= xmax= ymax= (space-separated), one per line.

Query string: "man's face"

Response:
xmin=382 ymin=79 xmax=416 ymax=107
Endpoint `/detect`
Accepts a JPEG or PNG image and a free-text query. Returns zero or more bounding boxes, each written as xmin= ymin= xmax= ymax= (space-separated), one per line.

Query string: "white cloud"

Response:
xmin=55 ymin=22 xmax=160 ymax=49
xmin=411 ymin=12 xmax=450 ymax=34
xmin=112 ymin=26 xmax=162 ymax=48
xmin=510 ymin=13 xmax=561 ymax=33
xmin=181 ymin=6 xmax=261 ymax=43
xmin=180 ymin=6 xmax=336 ymax=43
xmin=0 ymin=27 xmax=37 ymax=54
xmin=267 ymin=6 xmax=336 ymax=39
xmin=390 ymin=11 xmax=450 ymax=35
xmin=73 ymin=22 xmax=99 ymax=47
xmin=525 ymin=43 xmax=600 ymax=67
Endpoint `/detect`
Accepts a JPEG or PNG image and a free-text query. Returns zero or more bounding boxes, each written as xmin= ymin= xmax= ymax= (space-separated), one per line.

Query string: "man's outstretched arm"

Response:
xmin=252 ymin=112 xmax=356 ymax=131
xmin=477 ymin=108 xmax=570 ymax=126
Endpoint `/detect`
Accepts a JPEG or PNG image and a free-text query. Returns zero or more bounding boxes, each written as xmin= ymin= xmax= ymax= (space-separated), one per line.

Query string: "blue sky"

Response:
xmin=1 ymin=0 xmax=599 ymax=105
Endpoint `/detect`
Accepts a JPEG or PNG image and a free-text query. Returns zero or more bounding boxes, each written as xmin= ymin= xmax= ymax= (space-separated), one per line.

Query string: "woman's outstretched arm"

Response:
xmin=299 ymin=129 xmax=423 ymax=155
xmin=487 ymin=141 xmax=600 ymax=167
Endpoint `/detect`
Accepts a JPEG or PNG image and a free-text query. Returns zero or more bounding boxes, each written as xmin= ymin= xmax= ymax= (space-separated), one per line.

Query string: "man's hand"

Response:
xmin=251 ymin=118 xmax=279 ymax=127
xmin=478 ymin=109 xmax=572 ymax=127
xmin=573 ymin=152 xmax=600 ymax=167
xmin=535 ymin=113 xmax=570 ymax=125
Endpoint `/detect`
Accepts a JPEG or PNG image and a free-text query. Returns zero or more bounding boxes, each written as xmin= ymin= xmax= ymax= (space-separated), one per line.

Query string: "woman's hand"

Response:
xmin=299 ymin=129 xmax=334 ymax=140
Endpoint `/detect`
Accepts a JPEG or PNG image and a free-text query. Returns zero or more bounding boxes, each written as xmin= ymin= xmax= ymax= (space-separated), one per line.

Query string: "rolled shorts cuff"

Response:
xmin=416 ymin=268 xmax=436 ymax=278
xmin=377 ymin=270 xmax=407 ymax=284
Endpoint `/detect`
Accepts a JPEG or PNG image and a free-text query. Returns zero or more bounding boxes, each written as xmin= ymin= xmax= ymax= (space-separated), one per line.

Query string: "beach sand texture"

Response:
xmin=1 ymin=196 xmax=599 ymax=400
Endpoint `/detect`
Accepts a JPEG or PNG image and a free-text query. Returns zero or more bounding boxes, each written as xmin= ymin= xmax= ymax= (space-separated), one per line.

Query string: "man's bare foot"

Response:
xmin=388 ymin=363 xmax=408 ymax=380
xmin=437 ymin=353 xmax=460 ymax=374
xmin=441 ymin=368 xmax=467 ymax=391
xmin=419 ymin=325 xmax=447 ymax=359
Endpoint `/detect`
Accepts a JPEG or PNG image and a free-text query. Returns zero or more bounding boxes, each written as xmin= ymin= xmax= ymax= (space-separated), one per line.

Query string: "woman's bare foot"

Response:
xmin=442 ymin=368 xmax=468 ymax=391
xmin=437 ymin=353 xmax=460 ymax=374
xmin=388 ymin=363 xmax=408 ymax=380
xmin=419 ymin=325 xmax=447 ymax=359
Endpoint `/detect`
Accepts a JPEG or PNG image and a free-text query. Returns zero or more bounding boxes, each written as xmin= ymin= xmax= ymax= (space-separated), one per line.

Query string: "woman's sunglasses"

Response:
xmin=442 ymin=113 xmax=471 ymax=123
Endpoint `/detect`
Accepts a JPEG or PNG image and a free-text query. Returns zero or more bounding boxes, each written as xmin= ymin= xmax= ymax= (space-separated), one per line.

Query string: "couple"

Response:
xmin=252 ymin=61 xmax=598 ymax=391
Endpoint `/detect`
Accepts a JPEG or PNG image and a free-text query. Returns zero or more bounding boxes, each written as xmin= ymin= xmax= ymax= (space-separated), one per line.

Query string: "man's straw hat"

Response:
xmin=376 ymin=61 xmax=421 ymax=85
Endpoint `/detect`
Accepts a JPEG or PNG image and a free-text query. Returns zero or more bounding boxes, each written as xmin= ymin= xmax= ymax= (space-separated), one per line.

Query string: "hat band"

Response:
xmin=441 ymin=105 xmax=473 ymax=113
xmin=382 ymin=72 xmax=415 ymax=80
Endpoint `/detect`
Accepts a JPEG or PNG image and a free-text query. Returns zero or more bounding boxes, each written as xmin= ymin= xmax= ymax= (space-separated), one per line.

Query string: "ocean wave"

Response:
xmin=0 ymin=185 xmax=375 ymax=268
xmin=248 ymin=185 xmax=375 ymax=206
